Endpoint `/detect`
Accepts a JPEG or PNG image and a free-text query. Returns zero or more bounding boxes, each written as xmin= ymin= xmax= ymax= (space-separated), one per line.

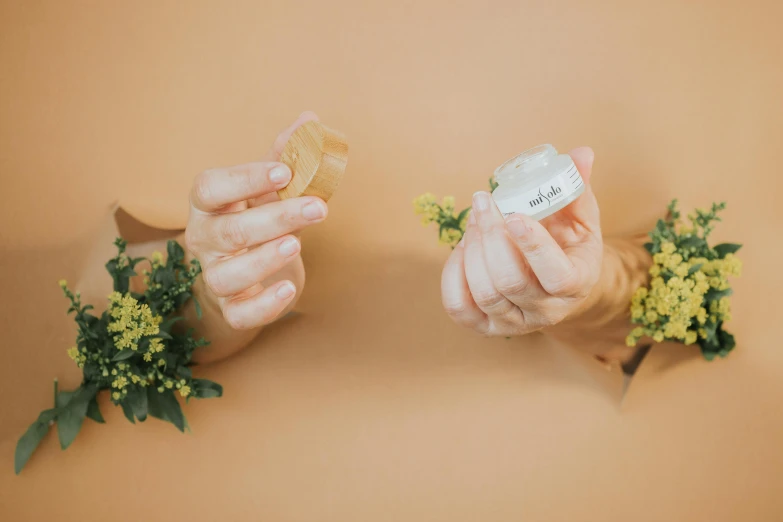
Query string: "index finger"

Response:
xmin=190 ymin=162 xmax=292 ymax=213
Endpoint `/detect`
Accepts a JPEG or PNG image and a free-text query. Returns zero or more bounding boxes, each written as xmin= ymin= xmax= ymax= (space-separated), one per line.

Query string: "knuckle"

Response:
xmin=546 ymin=272 xmax=581 ymax=297
xmin=472 ymin=320 xmax=493 ymax=336
xmin=192 ymin=170 xmax=215 ymax=207
xmin=472 ymin=288 xmax=504 ymax=309
xmin=184 ymin=226 xmax=199 ymax=254
xmin=219 ymin=216 xmax=249 ymax=250
xmin=538 ymin=305 xmax=567 ymax=327
xmin=202 ymin=267 xmax=225 ymax=296
xmin=229 ymin=165 xmax=256 ymax=197
xmin=276 ymin=204 xmax=297 ymax=229
xmin=250 ymin=250 xmax=272 ymax=277
xmin=442 ymin=297 xmax=468 ymax=318
xmin=494 ymin=272 xmax=529 ymax=297
xmin=222 ymin=308 xmax=246 ymax=330
xmin=522 ymin=240 xmax=545 ymax=257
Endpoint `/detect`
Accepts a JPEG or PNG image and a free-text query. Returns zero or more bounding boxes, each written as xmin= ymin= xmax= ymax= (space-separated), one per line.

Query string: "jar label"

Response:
xmin=493 ymin=163 xmax=583 ymax=217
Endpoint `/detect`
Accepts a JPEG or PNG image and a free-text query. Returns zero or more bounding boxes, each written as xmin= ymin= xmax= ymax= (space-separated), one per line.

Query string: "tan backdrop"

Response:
xmin=1 ymin=1 xmax=782 ymax=520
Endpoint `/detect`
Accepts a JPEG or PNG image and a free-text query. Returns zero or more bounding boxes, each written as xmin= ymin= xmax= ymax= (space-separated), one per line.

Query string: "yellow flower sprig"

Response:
xmin=626 ymin=200 xmax=742 ymax=360
xmin=15 ymin=238 xmax=221 ymax=475
xmin=413 ymin=178 xmax=497 ymax=248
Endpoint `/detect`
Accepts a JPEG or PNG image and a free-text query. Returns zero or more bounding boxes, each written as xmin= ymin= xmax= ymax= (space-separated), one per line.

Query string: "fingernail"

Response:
xmin=276 ymin=282 xmax=296 ymax=299
xmin=278 ymin=237 xmax=300 ymax=256
xmin=505 ymin=217 xmax=528 ymax=238
xmin=269 ymin=165 xmax=291 ymax=185
xmin=302 ymin=200 xmax=327 ymax=221
xmin=473 ymin=192 xmax=490 ymax=212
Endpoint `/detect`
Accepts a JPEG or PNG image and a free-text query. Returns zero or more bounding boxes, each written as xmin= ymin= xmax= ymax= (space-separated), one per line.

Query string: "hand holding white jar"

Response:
xmin=440 ymin=146 xmax=603 ymax=337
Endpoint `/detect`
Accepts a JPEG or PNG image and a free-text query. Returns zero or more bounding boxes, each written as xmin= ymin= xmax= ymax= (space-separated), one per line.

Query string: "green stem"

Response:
xmin=53 ymin=378 xmax=58 ymax=408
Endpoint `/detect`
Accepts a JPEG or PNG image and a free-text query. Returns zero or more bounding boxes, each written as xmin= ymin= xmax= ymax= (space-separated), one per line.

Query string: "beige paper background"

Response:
xmin=1 ymin=1 xmax=782 ymax=520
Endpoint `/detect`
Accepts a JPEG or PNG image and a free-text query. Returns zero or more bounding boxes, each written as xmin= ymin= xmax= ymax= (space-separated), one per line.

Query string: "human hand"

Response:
xmin=441 ymin=147 xmax=603 ymax=336
xmin=184 ymin=112 xmax=327 ymax=330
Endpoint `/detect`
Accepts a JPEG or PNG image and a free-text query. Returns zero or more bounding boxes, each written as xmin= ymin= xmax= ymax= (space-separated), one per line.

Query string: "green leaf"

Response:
xmin=120 ymin=401 xmax=136 ymax=424
xmin=193 ymin=298 xmax=203 ymax=320
xmin=55 ymin=390 xmax=77 ymax=409
xmin=687 ymin=264 xmax=703 ymax=276
xmin=14 ymin=409 xmax=57 ymax=474
xmin=147 ymin=389 xmax=186 ymax=432
xmin=155 ymin=331 xmax=174 ymax=341
xmin=160 ymin=316 xmax=184 ymax=334
xmin=456 ymin=207 xmax=472 ymax=223
xmin=111 ymin=349 xmax=136 ymax=362
xmin=56 ymin=386 xmax=95 ymax=450
xmin=192 ymin=378 xmax=223 ymax=399
xmin=120 ymin=266 xmax=137 ymax=278
xmin=678 ymin=236 xmax=705 ymax=249
xmin=85 ymin=395 xmax=105 ymax=423
xmin=718 ymin=329 xmax=737 ymax=355
xmin=643 ymin=242 xmax=655 ymax=254
xmin=126 ymin=388 xmax=148 ymax=422
xmin=167 ymin=240 xmax=185 ymax=263
xmin=705 ymin=288 xmax=733 ymax=301
xmin=713 ymin=243 xmax=742 ymax=258
xmin=177 ymin=366 xmax=192 ymax=379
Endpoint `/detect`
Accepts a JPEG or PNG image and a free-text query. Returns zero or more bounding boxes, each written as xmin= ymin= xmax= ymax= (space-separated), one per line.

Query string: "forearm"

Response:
xmin=543 ymin=233 xmax=652 ymax=362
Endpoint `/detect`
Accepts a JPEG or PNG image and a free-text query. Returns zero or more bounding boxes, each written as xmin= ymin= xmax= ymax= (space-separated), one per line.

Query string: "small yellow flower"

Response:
xmin=151 ymin=251 xmax=164 ymax=266
xmin=661 ymin=242 xmax=676 ymax=255
xmin=66 ymin=346 xmax=79 ymax=361
xmin=143 ymin=352 xmax=153 ymax=362
xmin=112 ymin=392 xmax=121 ymax=400
xmin=649 ymin=264 xmax=661 ymax=277
xmin=179 ymin=385 xmax=191 ymax=397
xmin=112 ymin=376 xmax=128 ymax=389
xmin=58 ymin=279 xmax=68 ymax=288
xmin=157 ymin=358 xmax=166 ymax=367
xmin=164 ymin=380 xmax=173 ymax=389
xmin=652 ymin=331 xmax=665 ymax=343
xmin=664 ymin=253 xmax=683 ymax=270
xmin=439 ymin=228 xmax=463 ymax=248
xmin=149 ymin=338 xmax=164 ymax=353
xmin=674 ymin=263 xmax=689 ymax=278
xmin=684 ymin=331 xmax=698 ymax=345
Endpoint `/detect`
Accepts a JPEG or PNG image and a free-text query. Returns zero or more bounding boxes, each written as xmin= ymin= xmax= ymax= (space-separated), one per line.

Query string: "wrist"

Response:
xmin=543 ymin=234 xmax=652 ymax=362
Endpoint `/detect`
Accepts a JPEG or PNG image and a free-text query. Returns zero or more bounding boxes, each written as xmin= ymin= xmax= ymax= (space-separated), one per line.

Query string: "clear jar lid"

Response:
xmin=494 ymin=144 xmax=559 ymax=186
